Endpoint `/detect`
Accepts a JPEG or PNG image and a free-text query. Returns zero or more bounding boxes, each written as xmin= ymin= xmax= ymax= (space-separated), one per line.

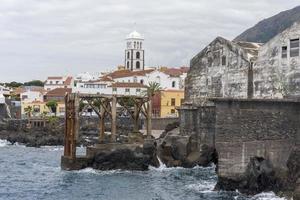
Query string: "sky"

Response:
xmin=0 ymin=0 xmax=299 ymax=82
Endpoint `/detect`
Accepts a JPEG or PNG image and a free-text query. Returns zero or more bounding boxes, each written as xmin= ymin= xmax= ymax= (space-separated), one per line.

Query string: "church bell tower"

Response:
xmin=125 ymin=31 xmax=144 ymax=71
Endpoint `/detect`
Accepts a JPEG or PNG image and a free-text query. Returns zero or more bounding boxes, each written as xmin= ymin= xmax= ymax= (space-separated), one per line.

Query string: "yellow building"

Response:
xmin=153 ymin=90 xmax=184 ymax=118
xmin=21 ymin=101 xmax=65 ymax=118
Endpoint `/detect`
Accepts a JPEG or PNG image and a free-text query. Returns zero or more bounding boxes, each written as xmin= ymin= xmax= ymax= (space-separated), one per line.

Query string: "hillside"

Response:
xmin=235 ymin=5 xmax=300 ymax=43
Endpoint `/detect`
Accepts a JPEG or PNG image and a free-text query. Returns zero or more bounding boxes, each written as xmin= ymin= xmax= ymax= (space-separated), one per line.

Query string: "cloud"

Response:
xmin=0 ymin=0 xmax=299 ymax=81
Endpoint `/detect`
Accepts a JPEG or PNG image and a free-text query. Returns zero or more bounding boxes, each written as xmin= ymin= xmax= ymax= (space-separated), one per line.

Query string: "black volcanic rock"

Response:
xmin=235 ymin=5 xmax=300 ymax=43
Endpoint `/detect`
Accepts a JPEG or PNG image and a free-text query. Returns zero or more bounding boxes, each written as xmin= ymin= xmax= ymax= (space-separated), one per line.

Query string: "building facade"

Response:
xmin=125 ymin=31 xmax=144 ymax=71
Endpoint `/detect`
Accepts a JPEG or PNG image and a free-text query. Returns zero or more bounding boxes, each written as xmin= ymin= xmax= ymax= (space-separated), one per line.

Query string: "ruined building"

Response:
xmin=180 ymin=21 xmax=300 ymax=197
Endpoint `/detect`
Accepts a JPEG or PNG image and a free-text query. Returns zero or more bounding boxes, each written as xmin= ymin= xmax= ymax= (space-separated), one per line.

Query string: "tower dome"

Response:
xmin=126 ymin=31 xmax=144 ymax=40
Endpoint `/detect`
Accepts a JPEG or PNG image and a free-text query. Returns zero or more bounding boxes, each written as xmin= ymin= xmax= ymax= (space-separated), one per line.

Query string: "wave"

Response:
xmin=72 ymin=167 xmax=132 ymax=175
xmin=0 ymin=139 xmax=11 ymax=147
xmin=186 ymin=180 xmax=216 ymax=194
xmin=250 ymin=192 xmax=286 ymax=200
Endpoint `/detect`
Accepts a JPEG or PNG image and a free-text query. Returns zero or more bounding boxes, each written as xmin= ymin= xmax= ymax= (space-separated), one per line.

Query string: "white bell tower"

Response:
xmin=125 ymin=31 xmax=144 ymax=71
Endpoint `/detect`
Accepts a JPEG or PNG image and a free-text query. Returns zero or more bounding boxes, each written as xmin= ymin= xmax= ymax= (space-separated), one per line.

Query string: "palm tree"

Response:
xmin=24 ymin=106 xmax=33 ymax=119
xmin=46 ymin=100 xmax=58 ymax=116
xmin=143 ymin=82 xmax=161 ymax=138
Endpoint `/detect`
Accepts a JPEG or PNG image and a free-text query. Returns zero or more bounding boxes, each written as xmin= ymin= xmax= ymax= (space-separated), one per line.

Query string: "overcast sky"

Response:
xmin=0 ymin=0 xmax=299 ymax=82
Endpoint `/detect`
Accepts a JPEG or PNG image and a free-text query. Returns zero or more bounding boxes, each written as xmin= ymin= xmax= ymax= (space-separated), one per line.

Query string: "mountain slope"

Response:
xmin=235 ymin=5 xmax=300 ymax=43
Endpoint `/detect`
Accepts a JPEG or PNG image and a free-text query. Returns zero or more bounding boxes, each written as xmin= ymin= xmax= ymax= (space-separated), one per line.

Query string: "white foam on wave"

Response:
xmin=250 ymin=192 xmax=286 ymax=200
xmin=0 ymin=139 xmax=11 ymax=147
xmin=186 ymin=180 xmax=216 ymax=194
xmin=41 ymin=146 xmax=64 ymax=151
xmin=74 ymin=168 xmax=130 ymax=175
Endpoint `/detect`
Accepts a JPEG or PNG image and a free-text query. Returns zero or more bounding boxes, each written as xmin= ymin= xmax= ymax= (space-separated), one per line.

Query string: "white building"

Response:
xmin=110 ymin=82 xmax=147 ymax=96
xmin=44 ymin=76 xmax=74 ymax=91
xmin=125 ymin=31 xmax=145 ymax=71
xmin=20 ymin=90 xmax=45 ymax=103
xmin=73 ymin=77 xmax=112 ymax=94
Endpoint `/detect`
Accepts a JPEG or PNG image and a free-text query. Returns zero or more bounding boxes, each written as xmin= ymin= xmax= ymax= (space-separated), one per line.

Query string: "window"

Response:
xmin=127 ymin=52 xmax=130 ymax=59
xmin=140 ymin=79 xmax=144 ymax=84
xmin=180 ymin=99 xmax=184 ymax=105
xmin=290 ymin=39 xmax=299 ymax=57
xmin=221 ymin=56 xmax=226 ymax=65
xmin=113 ymin=88 xmax=117 ymax=92
xmin=140 ymin=42 xmax=142 ymax=49
xmin=136 ymin=88 xmax=141 ymax=93
xmin=171 ymin=109 xmax=175 ymax=114
xmin=171 ymin=98 xmax=176 ymax=106
xmin=59 ymin=107 xmax=65 ymax=113
xmin=137 ymin=42 xmax=139 ymax=49
xmin=125 ymin=88 xmax=130 ymax=93
xmin=136 ymin=52 xmax=140 ymax=59
xmin=282 ymin=46 xmax=287 ymax=58
xmin=172 ymin=81 xmax=176 ymax=88
xmin=136 ymin=61 xmax=140 ymax=69
xmin=50 ymin=81 xmax=53 ymax=84
xmin=127 ymin=61 xmax=130 ymax=69
xmin=134 ymin=41 xmax=136 ymax=49
xmin=56 ymin=81 xmax=59 ymax=84
xmin=133 ymin=76 xmax=137 ymax=83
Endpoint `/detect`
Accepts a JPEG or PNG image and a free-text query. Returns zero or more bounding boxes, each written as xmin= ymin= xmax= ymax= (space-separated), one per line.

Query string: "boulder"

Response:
xmin=92 ymin=141 xmax=159 ymax=171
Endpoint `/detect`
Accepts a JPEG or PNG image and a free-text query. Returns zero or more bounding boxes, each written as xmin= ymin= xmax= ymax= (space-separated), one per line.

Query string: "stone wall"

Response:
xmin=185 ymin=37 xmax=252 ymax=106
xmin=178 ymin=103 xmax=216 ymax=149
xmin=254 ymin=22 xmax=300 ymax=98
xmin=213 ymin=98 xmax=300 ymax=180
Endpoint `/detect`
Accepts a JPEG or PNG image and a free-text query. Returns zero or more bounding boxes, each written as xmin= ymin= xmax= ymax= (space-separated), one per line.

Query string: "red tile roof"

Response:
xmin=160 ymin=67 xmax=189 ymax=77
xmin=46 ymin=88 xmax=72 ymax=97
xmin=47 ymin=76 xmax=64 ymax=80
xmin=103 ymin=69 xmax=155 ymax=79
xmin=110 ymin=82 xmax=147 ymax=88
xmin=64 ymin=76 xmax=73 ymax=85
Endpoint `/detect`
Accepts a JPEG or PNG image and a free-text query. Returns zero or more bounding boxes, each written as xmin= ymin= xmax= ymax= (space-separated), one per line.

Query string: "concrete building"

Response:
xmin=184 ymin=37 xmax=261 ymax=105
xmin=152 ymin=89 xmax=184 ymax=118
xmin=125 ymin=31 xmax=144 ymax=71
xmin=44 ymin=76 xmax=74 ymax=91
xmin=253 ymin=21 xmax=300 ymax=98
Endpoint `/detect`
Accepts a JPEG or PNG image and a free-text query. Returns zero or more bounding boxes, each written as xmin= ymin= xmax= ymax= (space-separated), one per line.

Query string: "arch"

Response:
xmin=140 ymin=79 xmax=144 ymax=84
xmin=134 ymin=41 xmax=136 ymax=49
xmin=137 ymin=42 xmax=139 ymax=49
xmin=127 ymin=61 xmax=130 ymax=69
xmin=140 ymin=42 xmax=142 ymax=49
xmin=136 ymin=61 xmax=140 ymax=69
xmin=127 ymin=52 xmax=130 ymax=59
xmin=136 ymin=52 xmax=140 ymax=59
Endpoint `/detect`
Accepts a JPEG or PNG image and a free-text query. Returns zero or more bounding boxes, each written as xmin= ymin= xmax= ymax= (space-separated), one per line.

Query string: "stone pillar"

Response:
xmin=111 ymin=96 xmax=117 ymax=142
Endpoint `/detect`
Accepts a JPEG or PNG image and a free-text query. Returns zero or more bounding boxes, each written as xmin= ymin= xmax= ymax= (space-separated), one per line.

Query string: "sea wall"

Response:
xmin=212 ymin=98 xmax=300 ymax=195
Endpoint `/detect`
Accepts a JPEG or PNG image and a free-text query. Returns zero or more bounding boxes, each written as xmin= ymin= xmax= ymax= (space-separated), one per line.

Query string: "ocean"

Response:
xmin=0 ymin=140 xmax=285 ymax=200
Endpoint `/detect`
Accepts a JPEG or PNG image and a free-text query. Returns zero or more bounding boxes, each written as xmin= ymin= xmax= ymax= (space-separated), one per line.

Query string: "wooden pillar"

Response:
xmin=99 ymin=103 xmax=106 ymax=143
xmin=133 ymin=101 xmax=139 ymax=133
xmin=111 ymin=96 xmax=117 ymax=142
xmin=146 ymin=99 xmax=152 ymax=138
xmin=64 ymin=94 xmax=70 ymax=157
xmin=71 ymin=94 xmax=79 ymax=159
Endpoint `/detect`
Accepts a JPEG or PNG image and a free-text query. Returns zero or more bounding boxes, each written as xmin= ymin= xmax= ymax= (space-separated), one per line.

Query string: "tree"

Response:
xmin=46 ymin=100 xmax=58 ymax=116
xmin=24 ymin=80 xmax=44 ymax=87
xmin=24 ymin=106 xmax=33 ymax=118
xmin=143 ymin=82 xmax=162 ymax=138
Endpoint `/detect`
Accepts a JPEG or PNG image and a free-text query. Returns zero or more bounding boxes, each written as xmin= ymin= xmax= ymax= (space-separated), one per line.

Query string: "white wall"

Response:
xmin=20 ymin=91 xmax=43 ymax=102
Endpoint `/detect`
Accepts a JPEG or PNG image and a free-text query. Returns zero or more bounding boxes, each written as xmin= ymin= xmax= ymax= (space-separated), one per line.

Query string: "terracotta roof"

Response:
xmin=47 ymin=76 xmax=64 ymax=80
xmin=103 ymin=69 xmax=155 ymax=79
xmin=64 ymin=76 xmax=73 ymax=85
xmin=46 ymin=88 xmax=72 ymax=97
xmin=13 ymin=86 xmax=47 ymax=95
xmin=99 ymin=76 xmax=113 ymax=82
xmin=109 ymin=82 xmax=147 ymax=88
xmin=160 ymin=67 xmax=189 ymax=77
xmin=163 ymin=89 xmax=184 ymax=92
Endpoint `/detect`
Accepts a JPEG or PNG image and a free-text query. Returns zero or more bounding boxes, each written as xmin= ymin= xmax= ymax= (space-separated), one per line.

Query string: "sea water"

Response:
xmin=0 ymin=140 xmax=285 ymax=200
